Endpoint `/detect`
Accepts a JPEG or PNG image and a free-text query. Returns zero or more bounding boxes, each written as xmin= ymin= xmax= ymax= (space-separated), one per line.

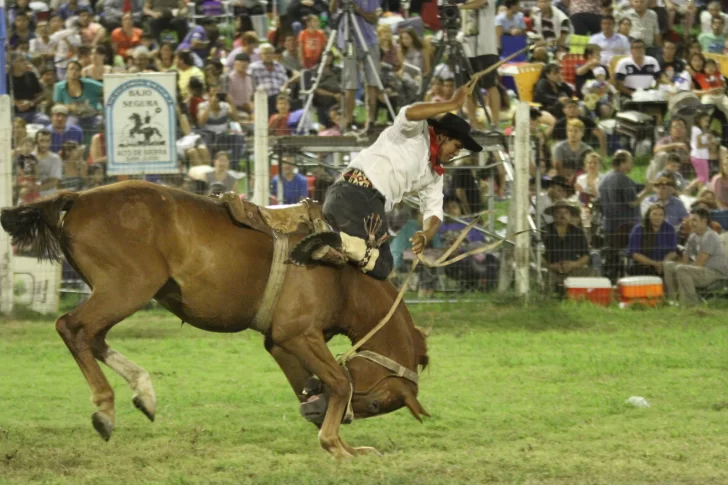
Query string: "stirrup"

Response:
xmin=289 ymin=231 xmax=344 ymax=267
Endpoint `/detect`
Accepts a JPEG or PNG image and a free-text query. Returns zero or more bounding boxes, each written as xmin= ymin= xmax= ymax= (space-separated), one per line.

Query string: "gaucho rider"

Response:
xmin=291 ymin=86 xmax=483 ymax=278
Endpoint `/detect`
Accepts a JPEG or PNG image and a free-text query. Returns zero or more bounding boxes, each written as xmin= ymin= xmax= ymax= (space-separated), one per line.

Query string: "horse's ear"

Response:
xmin=404 ymin=392 xmax=430 ymax=423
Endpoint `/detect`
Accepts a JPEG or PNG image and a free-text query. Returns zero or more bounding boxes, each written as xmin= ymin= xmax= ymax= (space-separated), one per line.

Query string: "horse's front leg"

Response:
xmin=276 ymin=330 xmax=366 ymax=459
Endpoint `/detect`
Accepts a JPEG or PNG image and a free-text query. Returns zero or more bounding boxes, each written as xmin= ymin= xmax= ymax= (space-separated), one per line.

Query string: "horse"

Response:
xmin=128 ymin=113 xmax=162 ymax=145
xmin=0 ymin=181 xmax=430 ymax=459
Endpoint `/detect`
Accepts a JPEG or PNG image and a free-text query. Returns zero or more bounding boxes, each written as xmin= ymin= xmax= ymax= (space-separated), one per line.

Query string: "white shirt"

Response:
xmin=588 ymin=32 xmax=631 ymax=64
xmin=463 ymin=0 xmax=498 ymax=57
xmin=700 ymin=11 xmax=728 ymax=36
xmin=349 ymin=107 xmax=445 ymax=222
xmin=691 ymin=126 xmax=710 ymax=160
xmin=615 ymin=55 xmax=661 ymax=90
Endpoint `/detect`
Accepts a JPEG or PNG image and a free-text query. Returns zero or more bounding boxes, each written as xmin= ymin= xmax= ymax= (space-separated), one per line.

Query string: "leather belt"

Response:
xmin=343 ymin=169 xmax=373 ymax=189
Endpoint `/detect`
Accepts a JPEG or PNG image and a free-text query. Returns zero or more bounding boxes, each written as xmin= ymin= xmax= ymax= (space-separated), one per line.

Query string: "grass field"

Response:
xmin=2 ymin=300 xmax=728 ymax=485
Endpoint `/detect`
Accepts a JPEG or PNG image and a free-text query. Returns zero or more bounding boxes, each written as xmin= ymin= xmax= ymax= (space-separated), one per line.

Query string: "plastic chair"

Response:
xmin=560 ymin=54 xmax=585 ymax=88
xmin=500 ymin=35 xmax=528 ymax=62
xmin=608 ymin=55 xmax=627 ymax=85
xmin=513 ymin=63 xmax=544 ymax=103
xmin=704 ymin=53 xmax=728 ymax=78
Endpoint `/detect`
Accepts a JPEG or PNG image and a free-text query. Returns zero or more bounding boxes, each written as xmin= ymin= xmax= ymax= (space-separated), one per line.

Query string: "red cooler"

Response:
xmin=564 ymin=277 xmax=612 ymax=306
xmin=617 ymin=276 xmax=664 ymax=307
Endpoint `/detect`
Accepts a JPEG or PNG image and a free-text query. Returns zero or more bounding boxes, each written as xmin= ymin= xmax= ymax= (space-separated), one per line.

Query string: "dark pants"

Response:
xmin=149 ymin=16 xmax=188 ymax=44
xmin=322 ymin=181 xmax=394 ymax=280
xmin=570 ymin=13 xmax=602 ymax=35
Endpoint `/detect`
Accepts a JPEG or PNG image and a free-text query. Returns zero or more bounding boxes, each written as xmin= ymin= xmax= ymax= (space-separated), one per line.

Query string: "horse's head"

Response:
xmin=345 ymin=323 xmax=430 ymax=422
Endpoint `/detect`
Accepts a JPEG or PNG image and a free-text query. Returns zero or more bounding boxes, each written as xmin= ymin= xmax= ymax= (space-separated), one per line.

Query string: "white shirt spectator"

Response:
xmin=615 ymin=55 xmax=661 ymax=90
xmin=691 ymin=126 xmax=710 ymax=160
xmin=700 ymin=10 xmax=728 ymax=36
xmin=29 ymin=36 xmax=56 ymax=57
xmin=36 ymin=150 xmax=62 ymax=198
xmin=51 ymin=28 xmax=82 ymax=75
xmin=589 ymin=31 xmax=631 ymax=64
xmin=349 ymin=107 xmax=445 ymax=222
xmin=197 ymin=101 xmax=231 ymax=135
xmin=618 ymin=8 xmax=660 ymax=46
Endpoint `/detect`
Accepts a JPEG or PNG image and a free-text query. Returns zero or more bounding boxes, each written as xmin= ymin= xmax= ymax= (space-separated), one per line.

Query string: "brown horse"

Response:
xmin=0 ymin=180 xmax=430 ymax=459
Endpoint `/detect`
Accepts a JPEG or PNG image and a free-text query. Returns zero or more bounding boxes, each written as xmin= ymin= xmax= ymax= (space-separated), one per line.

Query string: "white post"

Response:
xmin=514 ymin=102 xmax=531 ymax=297
xmin=253 ymin=87 xmax=270 ymax=206
xmin=0 ymin=95 xmax=14 ymax=314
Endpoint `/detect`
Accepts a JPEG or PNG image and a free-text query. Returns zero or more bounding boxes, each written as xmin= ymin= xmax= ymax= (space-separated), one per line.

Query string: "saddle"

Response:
xmin=215 ymin=192 xmax=330 ymax=237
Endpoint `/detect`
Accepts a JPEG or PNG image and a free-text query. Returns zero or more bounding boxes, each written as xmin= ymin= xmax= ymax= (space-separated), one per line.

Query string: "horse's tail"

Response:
xmin=0 ymin=191 xmax=80 ymax=263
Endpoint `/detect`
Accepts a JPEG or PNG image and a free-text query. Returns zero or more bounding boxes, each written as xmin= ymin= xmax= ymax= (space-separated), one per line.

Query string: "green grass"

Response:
xmin=2 ymin=301 xmax=728 ymax=484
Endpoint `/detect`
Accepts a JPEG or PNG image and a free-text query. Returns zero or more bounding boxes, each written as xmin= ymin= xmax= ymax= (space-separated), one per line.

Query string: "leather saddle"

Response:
xmin=215 ymin=192 xmax=330 ymax=237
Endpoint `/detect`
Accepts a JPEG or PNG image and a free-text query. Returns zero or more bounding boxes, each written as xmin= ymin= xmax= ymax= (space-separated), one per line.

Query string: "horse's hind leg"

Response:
xmin=99 ymin=348 xmax=156 ymax=422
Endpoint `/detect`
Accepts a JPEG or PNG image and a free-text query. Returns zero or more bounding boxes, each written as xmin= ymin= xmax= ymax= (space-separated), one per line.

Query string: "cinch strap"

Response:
xmin=251 ymin=232 xmax=289 ymax=333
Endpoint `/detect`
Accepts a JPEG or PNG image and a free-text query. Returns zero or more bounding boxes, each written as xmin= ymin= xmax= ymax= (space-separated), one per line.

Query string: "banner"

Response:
xmin=104 ymin=73 xmax=178 ymax=175
xmin=13 ymin=257 xmax=61 ymax=315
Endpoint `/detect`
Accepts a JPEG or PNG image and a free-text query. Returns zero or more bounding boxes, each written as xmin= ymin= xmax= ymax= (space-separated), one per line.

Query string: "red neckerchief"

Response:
xmin=428 ymin=126 xmax=444 ymax=176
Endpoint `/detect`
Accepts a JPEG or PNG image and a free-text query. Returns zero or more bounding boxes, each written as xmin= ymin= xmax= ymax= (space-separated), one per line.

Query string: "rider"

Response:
xmin=291 ymin=85 xmax=483 ymax=279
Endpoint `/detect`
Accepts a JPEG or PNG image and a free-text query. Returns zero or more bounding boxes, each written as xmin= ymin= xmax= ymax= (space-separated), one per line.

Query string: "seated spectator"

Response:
xmin=627 ymin=202 xmax=679 ymax=276
xmin=617 ymin=0 xmax=660 ymax=49
xmin=205 ymin=151 xmax=238 ymax=193
xmin=226 ymin=31 xmax=261 ymax=69
xmin=269 ymin=95 xmax=292 ymax=135
xmin=177 ymin=18 xmax=219 ymax=67
xmin=196 ymin=83 xmax=246 ymax=168
xmin=10 ymin=0 xmax=36 ymax=26
xmin=58 ymin=0 xmax=83 ymax=20
xmin=9 ymin=13 xmax=35 ymax=49
xmin=575 ymin=44 xmax=609 ymax=97
xmin=686 ymin=51 xmax=705 ymax=78
xmin=59 ymin=140 xmax=88 ymax=191
xmin=175 ymin=50 xmax=205 ymax=99
xmin=657 ymin=39 xmax=686 ymax=81
xmin=712 ymin=152 xmax=728 ymax=209
xmin=700 ymin=1 xmax=728 ymax=37
xmin=128 ymin=46 xmax=155 ymax=73
xmin=495 ymin=0 xmax=526 ymax=51
xmin=378 ymin=24 xmax=402 ymax=73
xmin=174 ymin=93 xmax=211 ymax=168
xmin=111 ymin=12 xmax=143 ymax=61
xmin=33 ymin=128 xmax=63 ymax=198
xmin=9 ymin=53 xmax=49 ymax=125
xmin=618 ymin=17 xmax=633 ymax=38
xmin=694 ymin=59 xmax=728 ymax=124
xmin=678 ymin=197 xmax=723 ymax=244
xmin=271 ymin=158 xmax=309 ymax=205
xmin=298 ymin=15 xmax=326 ymax=70
xmin=698 ymin=16 xmax=726 ymax=54
xmin=542 ymin=201 xmax=599 ymax=292
xmin=533 ymin=63 xmax=575 ymax=119
xmin=81 ymin=45 xmax=112 ymax=81
xmin=53 ymin=60 xmax=103 ymax=131
xmin=583 ymin=68 xmax=618 ymax=120
xmin=29 ymin=21 xmax=55 ymax=65
xmin=648 ymin=118 xmax=691 ymax=181
xmin=48 ymin=104 xmax=83 ymax=153
xmin=144 ymin=0 xmax=188 ymax=44
xmin=88 ymin=132 xmax=107 ymax=166
xmin=664 ymin=208 xmax=728 ymax=305
xmin=536 ymin=174 xmax=573 ymax=225
xmin=248 ymin=44 xmax=291 ymax=115
xmin=575 ymin=152 xmax=605 ymax=206
xmin=530 ymin=0 xmax=572 ymax=46
xmin=640 ymin=173 xmax=688 ymax=226
xmin=614 ymin=39 xmax=661 ymax=99
xmin=551 ymin=119 xmax=593 ymax=180
xmin=589 ymin=15 xmax=631 ymax=65
xmin=552 ymin=100 xmax=607 ymax=156
xmin=319 ymin=104 xmax=342 ymax=137
xmin=103 ymin=0 xmax=144 ymax=33
xmin=655 ymin=153 xmax=688 ymax=193
xmin=155 ymin=42 xmax=176 ymax=72
xmin=187 ymin=77 xmax=206 ymax=126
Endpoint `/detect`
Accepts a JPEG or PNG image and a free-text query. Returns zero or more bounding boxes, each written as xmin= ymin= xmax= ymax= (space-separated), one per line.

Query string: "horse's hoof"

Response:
xmin=353 ymin=446 xmax=382 ymax=456
xmin=91 ymin=412 xmax=114 ymax=441
xmin=133 ymin=394 xmax=156 ymax=422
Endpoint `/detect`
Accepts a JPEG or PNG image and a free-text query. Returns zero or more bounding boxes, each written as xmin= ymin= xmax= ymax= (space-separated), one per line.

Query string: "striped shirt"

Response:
xmin=247 ymin=61 xmax=288 ymax=97
xmin=198 ymin=101 xmax=231 ymax=134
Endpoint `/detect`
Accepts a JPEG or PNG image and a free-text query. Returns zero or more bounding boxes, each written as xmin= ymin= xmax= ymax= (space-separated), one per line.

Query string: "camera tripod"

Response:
xmin=419 ymin=26 xmax=491 ymax=127
xmin=297 ymin=1 xmax=396 ymax=132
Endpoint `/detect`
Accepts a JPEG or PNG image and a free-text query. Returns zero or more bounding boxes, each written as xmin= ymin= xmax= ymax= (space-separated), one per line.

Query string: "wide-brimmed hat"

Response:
xmin=544 ymin=200 xmax=581 ymax=217
xmin=427 ymin=113 xmax=482 ymax=153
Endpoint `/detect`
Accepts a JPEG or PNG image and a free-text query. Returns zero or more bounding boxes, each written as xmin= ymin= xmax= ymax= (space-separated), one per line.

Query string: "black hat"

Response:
xmin=427 ymin=113 xmax=482 ymax=153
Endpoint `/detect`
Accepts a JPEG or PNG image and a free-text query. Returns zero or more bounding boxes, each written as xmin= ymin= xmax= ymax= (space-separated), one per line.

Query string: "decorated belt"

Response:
xmin=343 ymin=169 xmax=373 ymax=189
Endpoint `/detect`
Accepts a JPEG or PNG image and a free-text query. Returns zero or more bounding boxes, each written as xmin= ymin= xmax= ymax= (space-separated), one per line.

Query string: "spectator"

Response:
xmin=598 ymin=150 xmax=653 ymax=279
xmin=58 ymin=0 xmax=83 ymax=20
xmin=175 ymin=50 xmax=205 ymax=99
xmin=537 ymin=175 xmax=574 ymax=224
xmin=618 ymin=16 xmax=632 ymax=38
xmin=29 ymin=21 xmax=56 ymax=65
xmin=51 ymin=18 xmax=82 ymax=79
xmin=226 ymin=31 xmax=261 ymax=68
xmin=614 ymin=39 xmax=661 ymax=97
xmin=319 ymin=104 xmax=342 ymax=136
xmin=531 ymin=0 xmax=572 ymax=45
xmin=298 ymin=15 xmax=326 ymax=70
xmin=248 ymin=44 xmax=291 ymax=116
xmin=9 ymin=53 xmax=49 ymax=125
xmin=399 ymin=28 xmax=429 ymax=77
xmin=312 ymin=52 xmax=342 ymax=127
xmin=691 ymin=112 xmax=714 ymax=186
xmin=330 ymin=0 xmax=381 ymax=131
xmin=664 ymin=208 xmax=728 ymax=305
xmin=699 ymin=1 xmax=728 ymax=36
xmin=279 ymin=34 xmax=302 ymax=73
xmin=205 ymin=151 xmax=238 ymax=193
xmin=656 ymin=153 xmax=688 ymax=192
xmin=271 ymin=158 xmax=309 ymax=204
xmin=268 ymin=95 xmax=292 ymax=135
xmin=575 ymin=151 xmax=605 ymax=205
xmin=187 ymin=77 xmax=206 ymax=124
xmin=698 ymin=15 xmax=726 ymax=53
xmin=48 ymin=104 xmax=83 ymax=153
xmin=155 ymin=42 xmax=176 ymax=72
xmin=196 ymin=83 xmax=246 ymax=167
xmin=712 ymin=151 xmax=728 ymax=209
xmin=551 ymin=119 xmax=593 ymax=180
xmin=111 ymin=12 xmax=143 ymax=60
xmin=9 ymin=0 xmax=36 ymax=27
xmin=59 ymin=140 xmax=88 ymax=191
xmin=574 ymin=44 xmax=608 ymax=96
xmin=678 ymin=197 xmax=723 ymax=244
xmin=694 ymin=59 xmax=728 ymax=123
xmin=451 ymin=157 xmax=483 ymax=215
xmin=640 ymin=173 xmax=688 ymax=226
xmin=378 ymin=24 xmax=402 ymax=72
xmin=533 ymin=63 xmax=575 ymax=119
xmin=177 ymin=18 xmax=219 ymax=67
xmin=658 ymin=39 xmax=686 ymax=81
xmin=34 ymin=128 xmax=63 ymax=197
xmin=649 ymin=118 xmax=692 ymax=181
xmin=582 ymin=67 xmax=618 ymax=118
xmin=53 ymin=60 xmax=103 ymax=131
xmin=81 ymin=45 xmax=112 ymax=81
xmin=144 ymin=0 xmax=188 ymax=43
xmin=618 ymin=0 xmax=660 ymax=49
xmin=227 ymin=53 xmax=254 ymax=115
xmin=589 ymin=15 xmax=630 ymax=64
xmin=89 ymin=132 xmax=107 ymax=166
xmin=9 ymin=13 xmax=35 ymax=49
xmin=552 ymin=99 xmax=607 ymax=156
xmin=627 ymin=202 xmax=679 ymax=275
xmin=543 ymin=200 xmax=599 ymax=291
xmin=78 ymin=8 xmax=106 ymax=46
xmin=495 ymin=0 xmax=527 ymax=50
xmin=37 ymin=66 xmax=56 ymax=117
xmin=103 ymin=0 xmax=144 ymax=33
xmin=128 ymin=45 xmax=155 ymax=73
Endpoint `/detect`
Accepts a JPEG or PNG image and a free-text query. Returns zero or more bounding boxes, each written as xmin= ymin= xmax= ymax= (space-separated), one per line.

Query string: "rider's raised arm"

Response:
xmin=404 ymin=85 xmax=469 ymax=122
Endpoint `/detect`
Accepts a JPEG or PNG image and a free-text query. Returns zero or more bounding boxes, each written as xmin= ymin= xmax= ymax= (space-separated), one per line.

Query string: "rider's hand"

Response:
xmin=410 ymin=231 xmax=428 ymax=255
xmin=450 ymin=84 xmax=470 ymax=108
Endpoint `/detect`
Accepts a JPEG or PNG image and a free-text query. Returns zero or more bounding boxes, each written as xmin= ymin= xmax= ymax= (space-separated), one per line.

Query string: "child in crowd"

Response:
xmin=694 ymin=59 xmax=728 ymax=120
xmin=582 ymin=66 xmax=617 ymax=118
xmin=658 ymin=153 xmax=689 ymax=193
xmin=268 ymin=94 xmax=291 ymax=135
xmin=298 ymin=15 xmax=326 ymax=70
xmin=690 ymin=113 xmax=713 ymax=185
